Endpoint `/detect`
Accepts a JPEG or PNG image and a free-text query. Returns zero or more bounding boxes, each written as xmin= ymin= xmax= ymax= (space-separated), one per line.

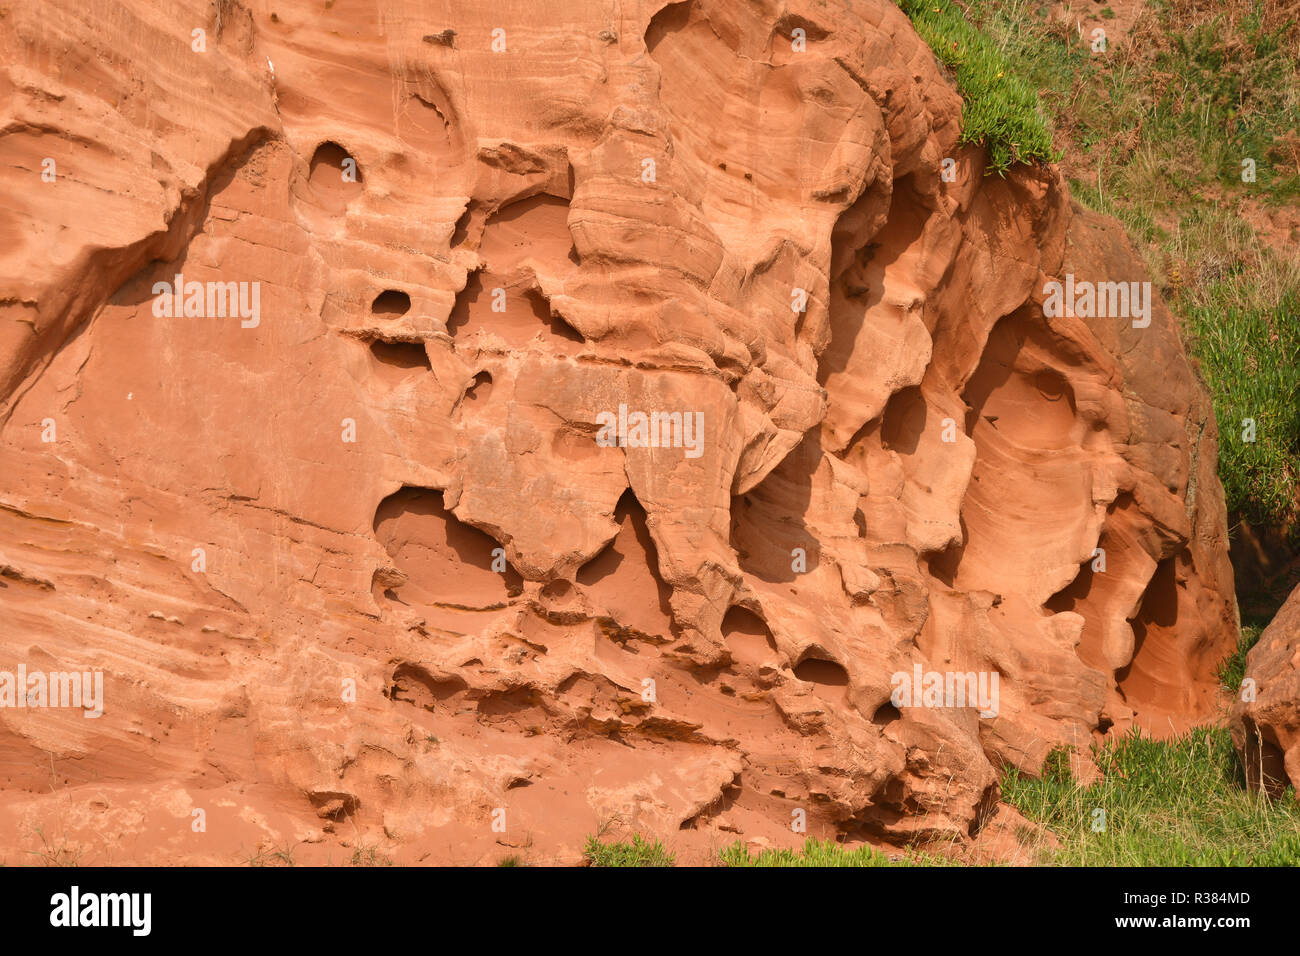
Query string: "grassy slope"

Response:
xmin=896 ymin=0 xmax=1059 ymax=171
xmin=1002 ymin=728 xmax=1300 ymax=864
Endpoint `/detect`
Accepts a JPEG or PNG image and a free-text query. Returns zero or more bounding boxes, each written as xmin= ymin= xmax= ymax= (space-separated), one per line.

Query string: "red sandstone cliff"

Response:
xmin=0 ymin=0 xmax=1237 ymax=864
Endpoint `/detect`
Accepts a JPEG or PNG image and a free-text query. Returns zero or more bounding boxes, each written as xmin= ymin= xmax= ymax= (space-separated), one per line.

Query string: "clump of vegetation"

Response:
xmin=582 ymin=833 xmax=675 ymax=867
xmin=1003 ymin=728 xmax=1300 ymax=865
xmin=954 ymin=0 xmax=1300 ymax=198
xmin=242 ymin=843 xmax=298 ymax=867
xmin=721 ymin=838 xmax=896 ymax=867
xmin=25 ymin=827 xmax=84 ymax=867
xmin=1219 ymin=622 xmax=1266 ymax=692
xmin=349 ymin=845 xmax=393 ymax=866
xmin=897 ymin=0 xmax=1059 ymax=173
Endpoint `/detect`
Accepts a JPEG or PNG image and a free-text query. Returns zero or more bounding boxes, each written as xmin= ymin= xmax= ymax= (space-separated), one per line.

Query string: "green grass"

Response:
xmin=1184 ymin=286 xmax=1300 ymax=532
xmin=583 ymin=834 xmax=952 ymax=867
xmin=721 ymin=838 xmax=890 ymax=867
xmin=1218 ymin=619 xmax=1268 ymax=693
xmin=1003 ymin=727 xmax=1300 ymax=865
xmin=243 ymin=843 xmax=297 ymax=867
xmin=956 ymin=0 xmax=1300 ymax=198
xmin=897 ymin=0 xmax=1058 ymax=173
xmin=719 ymin=837 xmax=949 ymax=867
xmin=583 ymin=833 xmax=675 ymax=867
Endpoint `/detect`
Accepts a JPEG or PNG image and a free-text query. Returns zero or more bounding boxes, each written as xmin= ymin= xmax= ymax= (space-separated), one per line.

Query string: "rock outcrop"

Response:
xmin=1232 ymin=585 xmax=1300 ymax=797
xmin=0 ymin=0 xmax=1238 ymax=864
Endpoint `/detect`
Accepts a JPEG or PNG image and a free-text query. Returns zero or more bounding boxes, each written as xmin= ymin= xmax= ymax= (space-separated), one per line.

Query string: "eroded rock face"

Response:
xmin=0 ymin=0 xmax=1237 ymax=863
xmin=1232 ymin=586 xmax=1300 ymax=797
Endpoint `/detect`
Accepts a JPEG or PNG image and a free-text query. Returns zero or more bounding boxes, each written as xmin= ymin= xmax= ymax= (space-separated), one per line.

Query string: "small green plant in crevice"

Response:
xmin=1039 ymin=744 xmax=1075 ymax=786
xmin=896 ymin=0 xmax=1059 ymax=173
xmin=1218 ymin=622 xmax=1266 ymax=693
xmin=582 ymin=833 xmax=675 ymax=867
xmin=1003 ymin=727 xmax=1300 ymax=865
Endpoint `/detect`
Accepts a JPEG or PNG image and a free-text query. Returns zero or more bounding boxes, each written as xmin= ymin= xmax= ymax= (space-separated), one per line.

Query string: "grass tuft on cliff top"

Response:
xmin=896 ymin=0 xmax=1059 ymax=173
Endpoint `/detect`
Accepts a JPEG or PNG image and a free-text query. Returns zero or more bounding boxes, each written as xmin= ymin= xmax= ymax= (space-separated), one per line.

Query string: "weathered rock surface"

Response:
xmin=0 ymin=0 xmax=1238 ymax=864
xmin=1232 ymin=585 xmax=1300 ymax=797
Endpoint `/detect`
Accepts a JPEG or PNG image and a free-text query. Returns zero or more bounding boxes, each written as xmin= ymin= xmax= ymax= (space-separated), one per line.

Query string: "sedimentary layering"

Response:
xmin=1233 ymin=585 xmax=1300 ymax=798
xmin=0 ymin=0 xmax=1238 ymax=863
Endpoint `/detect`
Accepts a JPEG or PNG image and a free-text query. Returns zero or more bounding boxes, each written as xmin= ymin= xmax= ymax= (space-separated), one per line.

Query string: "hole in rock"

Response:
xmin=721 ymin=605 xmax=780 ymax=666
xmin=373 ymin=487 xmax=522 ymax=607
xmin=479 ymin=194 xmax=575 ymax=271
xmin=962 ymin=314 xmax=1078 ymax=450
xmin=451 ymin=201 xmax=481 ymax=247
xmin=530 ymin=289 xmax=584 ymax=343
xmin=1034 ymin=369 xmax=1067 ymax=402
xmin=308 ymin=141 xmax=363 ymax=206
xmin=728 ymin=436 xmax=820 ymax=583
xmin=926 ymin=522 xmax=968 ymax=588
xmin=477 ymin=687 xmax=543 ymax=720
xmin=1043 ymin=493 xmax=1140 ymax=674
xmin=368 ymin=339 xmax=431 ymax=383
xmin=308 ymin=791 xmax=360 ymax=822
xmin=575 ymin=489 xmax=675 ymax=640
xmin=465 ymin=370 xmax=492 ymax=404
xmin=1045 ymin=557 xmax=1096 ymax=613
xmin=820 ymin=175 xmax=928 ymax=392
xmin=872 ymin=702 xmax=901 ymax=727
xmin=371 ymin=290 xmax=411 ymax=317
xmin=1241 ymin=718 xmax=1289 ymax=798
xmin=645 ymin=0 xmax=692 ymax=54
xmin=794 ymin=653 xmax=850 ymax=707
xmin=1116 ymin=557 xmax=1180 ymax=711
xmin=969 ymin=785 xmax=1000 ymax=837
xmin=388 ymin=663 xmax=467 ymax=711
xmin=794 ymin=655 xmax=849 ymax=689
xmin=446 ymin=272 xmax=583 ymax=347
xmin=881 ymin=385 xmax=926 ymax=455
